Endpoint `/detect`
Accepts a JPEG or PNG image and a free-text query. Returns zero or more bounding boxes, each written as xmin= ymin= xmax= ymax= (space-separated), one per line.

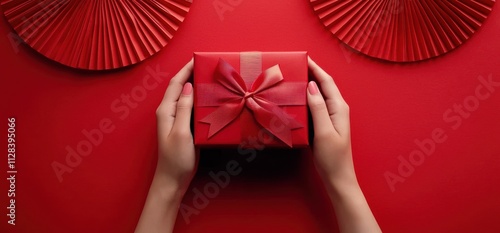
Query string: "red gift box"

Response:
xmin=194 ymin=52 xmax=309 ymax=148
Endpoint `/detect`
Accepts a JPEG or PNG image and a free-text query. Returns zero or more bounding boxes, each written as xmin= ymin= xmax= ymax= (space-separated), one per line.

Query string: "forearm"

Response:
xmin=324 ymin=173 xmax=382 ymax=233
xmin=135 ymin=171 xmax=184 ymax=233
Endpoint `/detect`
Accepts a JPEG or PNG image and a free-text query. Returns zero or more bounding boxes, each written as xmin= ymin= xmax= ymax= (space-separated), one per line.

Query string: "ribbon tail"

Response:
xmin=253 ymin=108 xmax=294 ymax=147
xmin=200 ymin=100 xmax=245 ymax=138
xmin=247 ymin=98 xmax=302 ymax=147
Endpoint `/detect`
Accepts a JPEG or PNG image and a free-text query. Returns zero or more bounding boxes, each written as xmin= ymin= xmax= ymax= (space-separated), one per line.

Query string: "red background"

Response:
xmin=1 ymin=1 xmax=499 ymax=232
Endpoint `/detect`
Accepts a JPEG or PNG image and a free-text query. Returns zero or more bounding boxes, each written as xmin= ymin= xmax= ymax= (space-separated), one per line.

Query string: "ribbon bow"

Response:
xmin=199 ymin=58 xmax=303 ymax=147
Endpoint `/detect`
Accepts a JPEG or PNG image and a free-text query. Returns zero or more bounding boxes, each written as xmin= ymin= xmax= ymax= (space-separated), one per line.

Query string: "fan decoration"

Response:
xmin=310 ymin=0 xmax=496 ymax=62
xmin=1 ymin=0 xmax=192 ymax=70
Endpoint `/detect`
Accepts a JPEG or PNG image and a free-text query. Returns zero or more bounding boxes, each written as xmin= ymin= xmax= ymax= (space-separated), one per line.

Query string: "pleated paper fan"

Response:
xmin=1 ymin=0 xmax=192 ymax=70
xmin=310 ymin=0 xmax=496 ymax=62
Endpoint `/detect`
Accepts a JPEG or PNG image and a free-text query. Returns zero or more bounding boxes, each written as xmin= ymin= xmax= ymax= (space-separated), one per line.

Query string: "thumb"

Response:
xmin=307 ymin=81 xmax=335 ymax=138
xmin=171 ymin=82 xmax=194 ymax=136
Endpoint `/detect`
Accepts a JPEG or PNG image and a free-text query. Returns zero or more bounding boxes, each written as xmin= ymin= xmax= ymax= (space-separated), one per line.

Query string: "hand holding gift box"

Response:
xmin=194 ymin=52 xmax=309 ymax=147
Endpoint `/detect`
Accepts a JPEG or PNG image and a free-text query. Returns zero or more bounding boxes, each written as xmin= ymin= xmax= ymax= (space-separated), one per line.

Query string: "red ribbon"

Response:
xmin=198 ymin=58 xmax=304 ymax=147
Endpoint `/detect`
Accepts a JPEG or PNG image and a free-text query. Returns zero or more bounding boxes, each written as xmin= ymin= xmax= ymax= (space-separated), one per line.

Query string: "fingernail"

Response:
xmin=308 ymin=81 xmax=319 ymax=95
xmin=182 ymin=83 xmax=192 ymax=95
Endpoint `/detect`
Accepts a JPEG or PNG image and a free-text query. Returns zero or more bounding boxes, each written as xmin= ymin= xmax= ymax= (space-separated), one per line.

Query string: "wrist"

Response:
xmin=322 ymin=170 xmax=361 ymax=199
xmin=150 ymin=171 xmax=186 ymax=205
xmin=154 ymin=161 xmax=192 ymax=196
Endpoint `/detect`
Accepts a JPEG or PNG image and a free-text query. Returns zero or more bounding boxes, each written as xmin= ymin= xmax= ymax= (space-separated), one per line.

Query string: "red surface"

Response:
xmin=1 ymin=1 xmax=499 ymax=233
xmin=194 ymin=52 xmax=308 ymax=147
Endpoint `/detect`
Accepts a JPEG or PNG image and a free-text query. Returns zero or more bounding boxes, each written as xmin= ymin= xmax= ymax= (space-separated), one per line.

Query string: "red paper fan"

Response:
xmin=1 ymin=0 xmax=192 ymax=70
xmin=310 ymin=0 xmax=496 ymax=62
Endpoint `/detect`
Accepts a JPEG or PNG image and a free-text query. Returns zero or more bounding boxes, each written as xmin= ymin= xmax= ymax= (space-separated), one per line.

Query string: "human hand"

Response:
xmin=306 ymin=57 xmax=381 ymax=233
xmin=155 ymin=59 xmax=198 ymax=194
xmin=136 ymin=60 xmax=198 ymax=233
xmin=306 ymin=57 xmax=355 ymax=185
